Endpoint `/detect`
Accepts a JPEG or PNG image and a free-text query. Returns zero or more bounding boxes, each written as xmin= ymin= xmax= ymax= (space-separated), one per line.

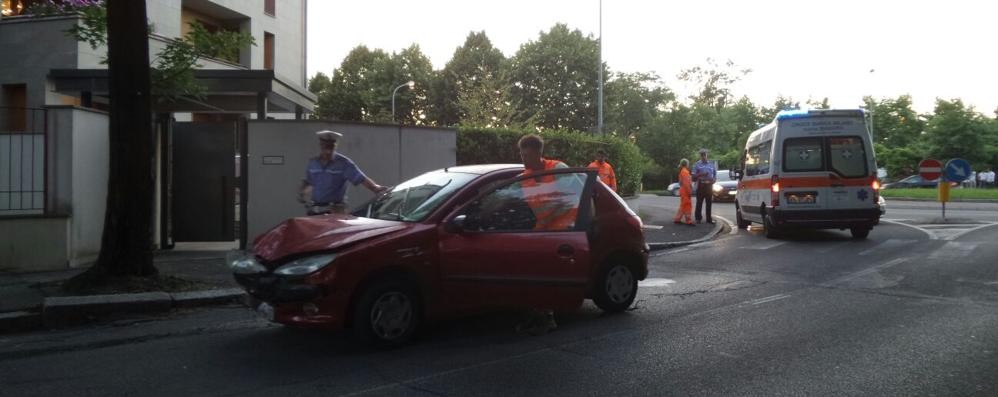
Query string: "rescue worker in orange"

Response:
xmin=518 ymin=134 xmax=576 ymax=231
xmin=673 ymin=158 xmax=695 ymax=225
xmin=588 ymin=149 xmax=618 ymax=192
xmin=515 ymin=134 xmax=567 ymax=335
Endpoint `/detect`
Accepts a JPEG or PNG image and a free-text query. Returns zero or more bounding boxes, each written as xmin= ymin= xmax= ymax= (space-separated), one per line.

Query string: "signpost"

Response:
xmin=919 ymin=159 xmax=946 ymax=220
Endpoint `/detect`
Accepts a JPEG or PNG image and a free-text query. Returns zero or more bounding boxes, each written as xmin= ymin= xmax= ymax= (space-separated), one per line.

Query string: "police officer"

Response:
xmin=298 ymin=130 xmax=387 ymax=215
xmin=693 ymin=148 xmax=716 ymax=224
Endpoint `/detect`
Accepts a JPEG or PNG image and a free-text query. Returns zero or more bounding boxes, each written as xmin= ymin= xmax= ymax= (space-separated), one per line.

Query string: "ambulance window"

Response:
xmin=757 ymin=141 xmax=772 ymax=175
xmin=829 ymin=136 xmax=867 ymax=178
xmin=745 ymin=141 xmax=772 ymax=176
xmin=784 ymin=138 xmax=824 ymax=172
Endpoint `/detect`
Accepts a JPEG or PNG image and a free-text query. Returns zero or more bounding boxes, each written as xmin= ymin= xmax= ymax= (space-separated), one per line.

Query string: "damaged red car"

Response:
xmin=232 ymin=165 xmax=649 ymax=347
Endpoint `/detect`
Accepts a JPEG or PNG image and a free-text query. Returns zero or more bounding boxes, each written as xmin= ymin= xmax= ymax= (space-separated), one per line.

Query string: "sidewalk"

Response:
xmin=0 ymin=250 xmax=242 ymax=333
xmin=625 ymin=194 xmax=725 ymax=250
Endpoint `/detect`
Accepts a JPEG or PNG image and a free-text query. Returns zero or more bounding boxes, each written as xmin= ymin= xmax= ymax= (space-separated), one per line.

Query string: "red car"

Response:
xmin=233 ymin=165 xmax=649 ymax=347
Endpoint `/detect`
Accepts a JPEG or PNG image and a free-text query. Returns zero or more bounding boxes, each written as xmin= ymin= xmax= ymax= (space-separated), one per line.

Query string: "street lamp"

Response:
xmin=392 ymin=80 xmax=415 ymax=123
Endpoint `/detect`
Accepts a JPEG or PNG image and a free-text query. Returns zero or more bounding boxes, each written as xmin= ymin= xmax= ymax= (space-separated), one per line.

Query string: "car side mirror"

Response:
xmin=445 ymin=214 xmax=467 ymax=234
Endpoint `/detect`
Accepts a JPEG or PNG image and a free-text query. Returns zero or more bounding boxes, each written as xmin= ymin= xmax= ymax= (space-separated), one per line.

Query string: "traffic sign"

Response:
xmin=943 ymin=158 xmax=972 ymax=183
xmin=918 ymin=159 xmax=942 ymax=181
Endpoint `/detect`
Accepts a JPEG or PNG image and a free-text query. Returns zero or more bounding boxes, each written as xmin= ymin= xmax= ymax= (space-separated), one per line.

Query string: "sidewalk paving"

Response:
xmin=625 ymin=194 xmax=725 ymax=249
xmin=2 ymin=198 xmax=725 ymax=333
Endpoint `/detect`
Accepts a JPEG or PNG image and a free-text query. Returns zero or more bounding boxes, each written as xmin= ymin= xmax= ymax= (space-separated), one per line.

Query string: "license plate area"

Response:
xmin=785 ymin=191 xmax=818 ymax=204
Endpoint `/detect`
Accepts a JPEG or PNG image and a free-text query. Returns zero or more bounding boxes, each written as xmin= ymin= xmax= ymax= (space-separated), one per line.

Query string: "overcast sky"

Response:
xmin=306 ymin=0 xmax=997 ymax=114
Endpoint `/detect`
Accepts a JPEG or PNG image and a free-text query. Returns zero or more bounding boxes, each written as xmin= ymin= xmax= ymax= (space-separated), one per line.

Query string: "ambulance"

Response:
xmin=732 ymin=109 xmax=881 ymax=239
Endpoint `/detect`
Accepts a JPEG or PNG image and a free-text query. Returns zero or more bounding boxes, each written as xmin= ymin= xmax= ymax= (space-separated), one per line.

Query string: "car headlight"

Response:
xmin=712 ymin=184 xmax=723 ymax=192
xmin=231 ymin=257 xmax=266 ymax=275
xmin=274 ymin=253 xmax=337 ymax=276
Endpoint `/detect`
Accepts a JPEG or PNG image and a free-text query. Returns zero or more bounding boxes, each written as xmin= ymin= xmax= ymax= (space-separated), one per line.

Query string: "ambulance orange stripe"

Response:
xmin=739 ymin=176 xmax=873 ymax=190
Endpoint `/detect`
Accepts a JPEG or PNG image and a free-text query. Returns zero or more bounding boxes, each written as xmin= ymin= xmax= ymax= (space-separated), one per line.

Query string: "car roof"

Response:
xmin=443 ymin=164 xmax=524 ymax=175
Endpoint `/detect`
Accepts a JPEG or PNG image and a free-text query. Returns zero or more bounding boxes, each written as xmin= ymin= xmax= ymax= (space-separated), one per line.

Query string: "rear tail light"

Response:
xmin=770 ymin=175 xmax=780 ymax=207
xmin=872 ymin=180 xmax=881 ymax=190
xmin=872 ymin=177 xmax=880 ymax=202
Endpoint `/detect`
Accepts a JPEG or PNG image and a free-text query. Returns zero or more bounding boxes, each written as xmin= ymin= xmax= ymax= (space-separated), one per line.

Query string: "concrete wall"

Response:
xmin=0 ymin=16 xmax=81 ymax=109
xmin=68 ymin=108 xmax=109 ymax=265
xmin=246 ymin=121 xmax=457 ymax=240
xmin=0 ymin=216 xmax=70 ymax=271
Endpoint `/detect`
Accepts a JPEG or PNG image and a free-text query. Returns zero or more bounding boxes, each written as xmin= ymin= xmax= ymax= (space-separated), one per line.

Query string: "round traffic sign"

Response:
xmin=918 ymin=159 xmax=942 ymax=181
xmin=943 ymin=158 xmax=972 ymax=183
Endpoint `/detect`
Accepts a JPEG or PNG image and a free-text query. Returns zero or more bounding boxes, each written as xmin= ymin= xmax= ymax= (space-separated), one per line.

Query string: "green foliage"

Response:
xmin=185 ymin=22 xmax=254 ymax=64
xmin=874 ymin=143 xmax=924 ymax=178
xmin=507 ymin=24 xmax=604 ymax=132
xmin=863 ymin=95 xmax=924 ymax=148
xmin=880 ymin=188 xmax=998 ymax=201
xmin=923 ymin=99 xmax=991 ymax=165
xmin=604 ymin=72 xmax=674 ymax=137
xmin=456 ymin=127 xmax=647 ymax=195
xmin=433 ymin=31 xmax=507 ymax=126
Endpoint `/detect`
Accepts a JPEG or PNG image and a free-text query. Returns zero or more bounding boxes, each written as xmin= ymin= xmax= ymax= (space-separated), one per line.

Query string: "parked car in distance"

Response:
xmin=712 ymin=170 xmax=737 ymax=202
xmin=233 ymin=164 xmax=649 ymax=347
xmin=881 ymin=175 xmax=938 ymax=189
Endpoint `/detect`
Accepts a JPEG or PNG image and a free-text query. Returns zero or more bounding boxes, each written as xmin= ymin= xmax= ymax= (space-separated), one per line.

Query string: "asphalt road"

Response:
xmin=2 ymin=204 xmax=997 ymax=396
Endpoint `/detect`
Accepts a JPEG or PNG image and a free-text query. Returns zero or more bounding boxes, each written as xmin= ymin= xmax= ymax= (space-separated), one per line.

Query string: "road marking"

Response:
xmin=749 ymin=294 xmax=791 ymax=305
xmin=741 ymin=241 xmax=786 ymax=250
xmin=881 ymin=219 xmax=935 ymax=240
xmin=642 ymin=224 xmax=664 ymax=230
xmin=823 ymin=257 xmax=910 ymax=287
xmin=928 ymin=241 xmax=979 ymax=259
xmin=858 ymin=239 xmax=917 ymax=256
xmin=815 ymin=241 xmax=851 ymax=254
xmin=639 ymin=278 xmax=677 ymax=287
xmin=946 ymin=222 xmax=998 ymax=241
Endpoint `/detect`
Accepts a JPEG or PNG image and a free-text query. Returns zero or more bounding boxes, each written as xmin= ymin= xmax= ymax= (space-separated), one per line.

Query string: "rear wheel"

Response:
xmin=850 ymin=227 xmax=871 ymax=239
xmin=352 ymin=278 xmax=421 ymax=349
xmin=763 ymin=212 xmax=781 ymax=239
xmin=593 ymin=262 xmax=638 ymax=313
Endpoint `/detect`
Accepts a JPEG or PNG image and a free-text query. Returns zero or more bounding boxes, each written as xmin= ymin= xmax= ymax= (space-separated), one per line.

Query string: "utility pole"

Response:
xmin=597 ymin=0 xmax=604 ymax=135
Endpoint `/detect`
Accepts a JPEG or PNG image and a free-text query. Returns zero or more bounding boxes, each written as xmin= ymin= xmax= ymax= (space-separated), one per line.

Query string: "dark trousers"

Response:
xmin=696 ymin=183 xmax=713 ymax=222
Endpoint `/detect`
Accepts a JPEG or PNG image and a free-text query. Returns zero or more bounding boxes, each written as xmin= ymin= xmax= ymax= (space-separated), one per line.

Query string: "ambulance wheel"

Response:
xmin=735 ymin=207 xmax=750 ymax=229
xmin=850 ymin=227 xmax=870 ymax=239
xmin=763 ymin=213 xmax=781 ymax=239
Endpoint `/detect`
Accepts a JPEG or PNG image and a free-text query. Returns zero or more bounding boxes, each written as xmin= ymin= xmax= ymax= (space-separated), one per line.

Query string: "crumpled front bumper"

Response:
xmin=234 ymin=272 xmax=321 ymax=305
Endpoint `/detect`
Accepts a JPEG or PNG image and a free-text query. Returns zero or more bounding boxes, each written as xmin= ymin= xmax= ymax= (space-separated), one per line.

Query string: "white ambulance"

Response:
xmin=732 ymin=109 xmax=881 ymax=239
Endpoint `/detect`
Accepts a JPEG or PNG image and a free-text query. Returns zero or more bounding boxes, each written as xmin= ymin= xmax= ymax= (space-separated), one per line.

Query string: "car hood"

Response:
xmin=253 ymin=215 xmax=410 ymax=263
xmin=717 ymin=180 xmax=738 ymax=188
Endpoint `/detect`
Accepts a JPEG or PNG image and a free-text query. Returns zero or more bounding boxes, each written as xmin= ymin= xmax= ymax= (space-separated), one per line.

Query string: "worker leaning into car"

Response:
xmin=588 ymin=149 xmax=618 ymax=192
xmin=517 ymin=134 xmax=576 ymax=231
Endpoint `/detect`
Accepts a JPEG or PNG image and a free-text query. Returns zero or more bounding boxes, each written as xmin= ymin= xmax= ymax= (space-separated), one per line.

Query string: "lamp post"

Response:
xmin=392 ymin=80 xmax=415 ymax=123
xmin=597 ymin=0 xmax=604 ymax=135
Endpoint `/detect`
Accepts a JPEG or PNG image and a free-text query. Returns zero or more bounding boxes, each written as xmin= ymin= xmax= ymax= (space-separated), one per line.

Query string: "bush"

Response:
xmin=457 ymin=127 xmax=648 ymax=195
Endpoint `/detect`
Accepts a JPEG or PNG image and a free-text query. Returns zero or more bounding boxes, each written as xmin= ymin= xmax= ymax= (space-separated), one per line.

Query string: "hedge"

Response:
xmin=456 ymin=126 xmax=647 ymax=196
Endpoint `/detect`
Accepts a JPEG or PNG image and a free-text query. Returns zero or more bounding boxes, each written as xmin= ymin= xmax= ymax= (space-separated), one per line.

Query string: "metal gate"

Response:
xmin=171 ymin=121 xmax=236 ymax=242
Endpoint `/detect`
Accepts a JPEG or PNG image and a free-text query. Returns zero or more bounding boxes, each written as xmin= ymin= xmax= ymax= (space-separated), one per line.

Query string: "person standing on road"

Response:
xmin=515 ymin=134 xmax=565 ymax=335
xmin=673 ymin=158 xmax=694 ymax=225
xmin=588 ymin=149 xmax=618 ymax=192
xmin=298 ymin=130 xmax=387 ymax=215
xmin=988 ymin=169 xmax=996 ymax=188
xmin=693 ymin=148 xmax=716 ymax=224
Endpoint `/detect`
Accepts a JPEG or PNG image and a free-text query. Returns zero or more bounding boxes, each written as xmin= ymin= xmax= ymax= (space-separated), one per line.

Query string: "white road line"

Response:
xmin=815 ymin=241 xmax=851 ymax=254
xmin=858 ymin=239 xmax=917 ymax=256
xmin=642 ymin=224 xmax=664 ymax=230
xmin=639 ymin=278 xmax=677 ymax=287
xmin=823 ymin=257 xmax=910 ymax=287
xmin=947 ymin=222 xmax=998 ymax=241
xmin=750 ymin=294 xmax=791 ymax=305
xmin=741 ymin=241 xmax=787 ymax=250
xmin=881 ymin=219 xmax=935 ymax=240
xmin=928 ymin=241 xmax=979 ymax=260
xmin=714 ymin=215 xmax=738 ymax=235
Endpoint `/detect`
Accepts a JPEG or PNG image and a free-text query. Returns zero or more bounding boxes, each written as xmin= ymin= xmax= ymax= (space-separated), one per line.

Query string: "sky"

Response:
xmin=306 ymin=0 xmax=998 ymax=114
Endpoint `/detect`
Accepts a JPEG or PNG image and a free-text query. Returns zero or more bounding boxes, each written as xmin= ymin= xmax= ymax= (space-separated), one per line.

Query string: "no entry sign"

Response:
xmin=919 ymin=159 xmax=942 ymax=181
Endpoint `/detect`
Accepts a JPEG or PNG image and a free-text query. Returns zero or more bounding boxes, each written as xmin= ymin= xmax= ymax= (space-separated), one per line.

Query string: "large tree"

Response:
xmin=91 ymin=0 xmax=156 ymax=277
xmin=862 ymin=95 xmax=924 ymax=148
xmin=923 ymin=99 xmax=991 ymax=165
xmin=507 ymin=24 xmax=604 ymax=131
xmin=432 ymin=31 xmax=506 ymax=126
xmin=603 ymin=72 xmax=674 ymax=138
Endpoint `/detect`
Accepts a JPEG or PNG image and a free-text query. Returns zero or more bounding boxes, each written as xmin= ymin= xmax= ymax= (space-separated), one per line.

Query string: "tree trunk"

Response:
xmin=91 ymin=0 xmax=157 ymax=276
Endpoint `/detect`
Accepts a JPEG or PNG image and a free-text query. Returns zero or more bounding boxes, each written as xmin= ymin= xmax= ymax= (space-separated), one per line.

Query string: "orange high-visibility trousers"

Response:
xmin=673 ymin=167 xmax=694 ymax=224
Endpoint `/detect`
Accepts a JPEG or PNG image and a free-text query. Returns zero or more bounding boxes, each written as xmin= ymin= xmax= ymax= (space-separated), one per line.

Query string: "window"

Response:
xmin=263 ymin=32 xmax=275 ymax=70
xmin=828 ymin=136 xmax=868 ymax=178
xmin=2 ymin=84 xmax=27 ymax=132
xmin=264 ymin=0 xmax=275 ymax=16
xmin=745 ymin=141 xmax=772 ymax=176
xmin=462 ymin=173 xmax=587 ymax=232
xmin=365 ymin=171 xmax=476 ymax=222
xmin=783 ymin=137 xmax=824 ymax=172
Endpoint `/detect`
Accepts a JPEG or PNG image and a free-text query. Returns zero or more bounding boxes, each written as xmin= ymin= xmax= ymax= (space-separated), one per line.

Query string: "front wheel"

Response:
xmin=352 ymin=278 xmax=421 ymax=348
xmin=850 ymin=227 xmax=871 ymax=239
xmin=593 ymin=262 xmax=638 ymax=313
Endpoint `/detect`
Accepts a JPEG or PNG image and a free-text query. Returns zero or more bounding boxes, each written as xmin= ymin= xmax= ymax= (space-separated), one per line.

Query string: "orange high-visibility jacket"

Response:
xmin=521 ymin=159 xmax=577 ymax=230
xmin=588 ymin=160 xmax=617 ymax=191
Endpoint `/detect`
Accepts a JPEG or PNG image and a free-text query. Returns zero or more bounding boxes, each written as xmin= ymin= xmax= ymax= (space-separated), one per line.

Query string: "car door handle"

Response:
xmin=557 ymin=244 xmax=575 ymax=258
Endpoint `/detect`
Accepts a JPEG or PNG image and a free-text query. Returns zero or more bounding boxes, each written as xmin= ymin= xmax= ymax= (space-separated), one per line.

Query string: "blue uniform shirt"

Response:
xmin=304 ymin=153 xmax=367 ymax=204
xmin=693 ymin=160 xmax=716 ymax=184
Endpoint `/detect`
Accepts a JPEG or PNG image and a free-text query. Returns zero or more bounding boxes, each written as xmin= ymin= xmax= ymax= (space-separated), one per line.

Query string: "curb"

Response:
xmin=879 ymin=196 xmax=998 ymax=203
xmin=1 ymin=288 xmax=247 ymax=334
xmin=646 ymin=216 xmax=726 ymax=251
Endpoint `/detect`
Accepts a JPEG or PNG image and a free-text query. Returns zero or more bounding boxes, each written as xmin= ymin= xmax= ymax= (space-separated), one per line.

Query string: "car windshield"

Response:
xmin=365 ymin=170 xmax=477 ymax=222
xmin=717 ymin=170 xmax=731 ymax=182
